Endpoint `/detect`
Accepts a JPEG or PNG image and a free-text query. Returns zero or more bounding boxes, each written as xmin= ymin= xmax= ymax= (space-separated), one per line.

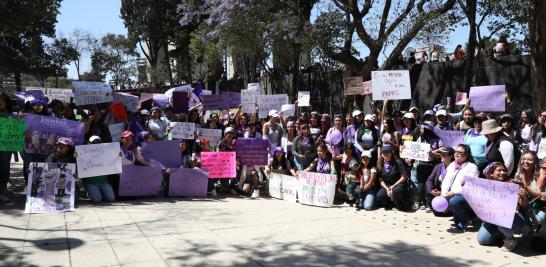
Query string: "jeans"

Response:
xmin=346 ymin=182 xmax=360 ymax=201
xmin=85 ymin=182 xmax=115 ymax=203
xmin=293 ymin=156 xmax=311 ymax=171
xmin=359 ymin=187 xmax=376 ymax=211
xmin=0 ymin=152 xmax=11 ymax=194
xmin=376 ymin=185 xmax=406 ymax=210
xmin=477 ymin=212 xmax=533 ymax=245
xmin=409 ymin=166 xmax=423 ymax=203
xmin=448 ymin=194 xmax=475 ymax=227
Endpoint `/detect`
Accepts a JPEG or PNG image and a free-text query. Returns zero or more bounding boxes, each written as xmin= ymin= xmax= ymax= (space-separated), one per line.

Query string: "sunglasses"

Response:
xmin=454 ymin=150 xmax=466 ymax=154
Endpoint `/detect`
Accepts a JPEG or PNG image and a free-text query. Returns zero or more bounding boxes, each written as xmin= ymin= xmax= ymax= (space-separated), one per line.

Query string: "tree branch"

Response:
xmin=378 ymin=0 xmax=392 ymax=37
xmin=383 ymin=0 xmax=416 ymax=41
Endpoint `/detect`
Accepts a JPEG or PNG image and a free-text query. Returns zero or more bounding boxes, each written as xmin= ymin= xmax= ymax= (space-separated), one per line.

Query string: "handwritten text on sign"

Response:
xmin=113 ymin=92 xmax=139 ymax=112
xmin=72 ymin=81 xmax=113 ymax=106
xmin=201 ymin=152 xmax=237 ymax=178
xmin=371 ymin=70 xmax=412 ymax=100
xmin=400 ymin=141 xmax=431 ymax=161
xmin=297 ymin=91 xmax=310 ymax=106
xmin=298 ymin=172 xmax=337 ymax=207
xmin=462 ymin=176 xmax=518 ymax=228
xmin=0 ymin=118 xmax=26 ymax=152
xmin=234 ymin=139 xmax=268 ymax=166
xmin=75 ymin=142 xmax=122 ymax=178
xmin=47 ymin=88 xmax=73 ymax=103
xmin=241 ymin=89 xmax=258 ymax=114
xmin=108 ymin=123 xmax=125 ymax=142
xmin=170 ymin=122 xmax=195 ymax=139
xmin=258 ymin=94 xmax=289 ymax=118
xmin=196 ymin=128 xmax=222 ymax=145
xmin=268 ymin=173 xmax=298 ymax=202
xmin=469 ymin=85 xmax=505 ymax=112
xmin=343 ymin=77 xmax=363 ymax=95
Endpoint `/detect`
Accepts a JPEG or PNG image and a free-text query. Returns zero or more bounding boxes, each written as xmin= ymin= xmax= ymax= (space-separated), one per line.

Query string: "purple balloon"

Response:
xmin=431 ymin=196 xmax=448 ymax=212
xmin=328 ymin=130 xmax=342 ymax=145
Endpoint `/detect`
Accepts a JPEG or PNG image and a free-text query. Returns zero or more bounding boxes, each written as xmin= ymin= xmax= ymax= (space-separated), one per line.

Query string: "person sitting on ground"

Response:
xmin=359 ymin=151 xmax=377 ymax=211
xmin=375 ymin=145 xmax=408 ymax=210
xmin=425 ymin=147 xmax=454 ymax=214
xmin=441 ymin=144 xmax=480 ymax=231
xmin=477 ymin=162 xmax=533 ymax=250
xmin=266 ymin=147 xmax=296 ymax=176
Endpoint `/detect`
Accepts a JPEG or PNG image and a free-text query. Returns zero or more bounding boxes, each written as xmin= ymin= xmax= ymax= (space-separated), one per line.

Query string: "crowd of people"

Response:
xmin=1 ymin=88 xmax=546 ymax=252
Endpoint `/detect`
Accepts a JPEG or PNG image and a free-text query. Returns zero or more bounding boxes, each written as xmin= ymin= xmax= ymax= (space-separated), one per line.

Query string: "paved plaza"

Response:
xmin=1 ymin=160 xmax=545 ymax=267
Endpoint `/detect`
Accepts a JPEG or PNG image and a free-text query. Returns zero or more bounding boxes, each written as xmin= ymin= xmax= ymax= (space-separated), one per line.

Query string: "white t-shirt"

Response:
xmin=441 ymin=162 xmax=479 ymax=195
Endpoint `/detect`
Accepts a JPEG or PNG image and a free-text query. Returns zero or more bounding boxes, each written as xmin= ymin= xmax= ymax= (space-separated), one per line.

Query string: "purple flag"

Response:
xmin=141 ymin=140 xmax=182 ymax=168
xmin=24 ymin=114 xmax=85 ymax=155
xmin=119 ymin=165 xmax=163 ymax=196
xmin=234 ymin=139 xmax=269 ymax=166
xmin=193 ymin=84 xmax=204 ymax=100
xmin=168 ymin=168 xmax=208 ymax=197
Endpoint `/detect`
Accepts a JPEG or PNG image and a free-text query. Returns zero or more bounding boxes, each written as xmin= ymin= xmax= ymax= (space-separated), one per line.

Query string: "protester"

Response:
xmin=426 ymin=147 xmax=455 ymax=213
xmin=83 ymin=136 xmax=116 ymax=203
xmin=305 ymin=143 xmax=336 ymax=175
xmin=376 ymin=145 xmax=408 ymax=210
xmin=358 ymin=151 xmax=377 ymax=211
xmin=263 ymin=110 xmax=283 ymax=149
xmin=482 ymin=119 xmax=517 ymax=175
xmin=292 ymin=124 xmax=316 ymax=171
xmin=266 ymin=147 xmax=296 ymax=176
xmin=354 ymin=114 xmax=379 ymax=162
xmin=455 ymin=107 xmax=475 ymax=131
xmin=0 ymin=93 xmax=14 ymax=202
xmin=147 ymin=107 xmax=169 ymax=140
xmin=464 ymin=113 xmax=488 ymax=173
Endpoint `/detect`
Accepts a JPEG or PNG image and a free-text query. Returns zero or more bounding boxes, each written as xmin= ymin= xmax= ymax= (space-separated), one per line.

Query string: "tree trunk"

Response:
xmin=531 ymin=0 xmax=546 ymax=110
xmin=291 ymin=43 xmax=301 ymax=102
xmin=15 ymin=72 xmax=22 ymax=92
xmin=163 ymin=40 xmax=174 ymax=87
xmin=462 ymin=0 xmax=478 ymax=91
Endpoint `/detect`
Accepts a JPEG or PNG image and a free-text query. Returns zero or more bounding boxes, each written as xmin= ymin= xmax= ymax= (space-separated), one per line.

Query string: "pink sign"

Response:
xmin=455 ymin=92 xmax=467 ymax=105
xmin=362 ymin=81 xmax=372 ymax=95
xmin=462 ymin=176 xmax=519 ymax=228
xmin=201 ymin=152 xmax=237 ymax=178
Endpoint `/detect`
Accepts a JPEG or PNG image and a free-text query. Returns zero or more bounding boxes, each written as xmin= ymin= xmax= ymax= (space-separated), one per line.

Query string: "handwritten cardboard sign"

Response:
xmin=362 ymin=80 xmax=372 ymax=95
xmin=371 ymin=70 xmax=412 ymax=100
xmin=72 ymin=81 xmax=112 ymax=106
xmin=462 ymin=176 xmax=518 ymax=228
xmin=241 ymin=89 xmax=258 ymax=114
xmin=434 ymin=129 xmax=465 ymax=148
xmin=170 ymin=122 xmax=195 ymax=139
xmin=201 ymin=152 xmax=237 ymax=178
xmin=76 ymin=142 xmax=122 ymax=178
xmin=113 ymin=92 xmax=139 ymax=112
xmin=343 ymin=77 xmax=363 ymax=95
xmin=268 ymin=173 xmax=298 ymax=202
xmin=25 ymin=162 xmax=76 ymax=214
xmin=258 ymin=94 xmax=289 ymax=118
xmin=196 ymin=128 xmax=222 ymax=145
xmin=247 ymin=83 xmax=261 ymax=92
xmin=400 ymin=141 xmax=431 ymax=161
xmin=108 ymin=123 xmax=125 ymax=142
xmin=281 ymin=104 xmax=295 ymax=117
xmin=47 ymin=88 xmax=73 ymax=103
xmin=298 ymin=91 xmax=310 ymax=106
xmin=0 ymin=117 xmax=26 ymax=152
xmin=469 ymin=85 xmax=505 ymax=112
xmin=297 ymin=172 xmax=337 ymax=207
xmin=234 ymin=139 xmax=268 ymax=166
xmin=168 ymin=168 xmax=208 ymax=197
xmin=119 ymin=165 xmax=163 ymax=196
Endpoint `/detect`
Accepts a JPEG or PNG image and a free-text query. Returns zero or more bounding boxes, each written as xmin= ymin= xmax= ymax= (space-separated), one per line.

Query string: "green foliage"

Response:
xmin=87 ymin=34 xmax=138 ymax=87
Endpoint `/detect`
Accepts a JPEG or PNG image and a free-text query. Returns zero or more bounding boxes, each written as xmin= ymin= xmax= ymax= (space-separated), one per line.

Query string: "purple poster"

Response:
xmin=172 ymin=91 xmax=190 ymax=114
xmin=234 ymin=139 xmax=269 ymax=166
xmin=222 ymin=92 xmax=241 ymax=109
xmin=24 ymin=114 xmax=85 ymax=155
xmin=141 ymin=140 xmax=182 ymax=168
xmin=469 ymin=85 xmax=505 ymax=112
xmin=168 ymin=168 xmax=208 ymax=197
xmin=119 ymin=165 xmax=163 ymax=196
xmin=434 ymin=129 xmax=465 ymax=148
xmin=153 ymin=94 xmax=169 ymax=108
xmin=202 ymin=93 xmax=241 ymax=110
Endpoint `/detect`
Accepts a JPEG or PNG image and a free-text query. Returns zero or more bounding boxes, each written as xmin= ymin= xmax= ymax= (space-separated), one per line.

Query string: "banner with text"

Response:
xmin=297 ymin=172 xmax=336 ymax=207
xmin=201 ymin=152 xmax=237 ymax=178
xmin=371 ymin=70 xmax=412 ymax=100
xmin=72 ymin=81 xmax=113 ymax=106
xmin=400 ymin=141 xmax=431 ymax=161
xmin=234 ymin=139 xmax=268 ymax=166
xmin=268 ymin=173 xmax=298 ymax=202
xmin=469 ymin=85 xmax=505 ymax=112
xmin=241 ymin=89 xmax=259 ymax=114
xmin=76 ymin=142 xmax=122 ymax=178
xmin=24 ymin=114 xmax=85 ymax=155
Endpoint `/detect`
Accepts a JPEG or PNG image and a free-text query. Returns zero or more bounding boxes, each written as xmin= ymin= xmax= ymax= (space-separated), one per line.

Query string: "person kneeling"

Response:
xmin=83 ymin=136 xmax=115 ymax=203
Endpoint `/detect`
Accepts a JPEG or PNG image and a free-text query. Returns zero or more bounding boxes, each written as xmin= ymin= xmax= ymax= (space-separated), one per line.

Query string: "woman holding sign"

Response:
xmin=476 ymin=162 xmax=533 ymax=251
xmin=440 ymin=144 xmax=479 ymax=231
xmin=304 ymin=144 xmax=336 ymax=176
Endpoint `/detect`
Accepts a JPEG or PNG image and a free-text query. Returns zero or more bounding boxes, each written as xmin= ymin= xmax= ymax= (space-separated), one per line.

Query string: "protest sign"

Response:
xmin=14 ymin=90 xmax=47 ymax=104
xmin=47 ymin=88 xmax=73 ymax=103
xmin=241 ymin=89 xmax=258 ymax=114
xmin=258 ymin=94 xmax=289 ymax=118
xmin=72 ymin=81 xmax=112 ymax=106
xmin=76 ymin=142 xmax=122 ymax=178
xmin=455 ymin=92 xmax=468 ymax=105
xmin=362 ymin=80 xmax=372 ymax=95
xmin=234 ymin=139 xmax=268 ymax=166
xmin=25 ymin=87 xmax=47 ymax=93
xmin=139 ymin=93 xmax=153 ymax=103
xmin=113 ymin=92 xmax=139 ymax=112
xmin=202 ymin=95 xmax=224 ymax=110
xmin=202 ymin=90 xmax=213 ymax=95
xmin=268 ymin=173 xmax=298 ymax=202
xmin=108 ymin=123 xmax=125 ymax=142
xmin=24 ymin=114 xmax=85 ymax=155
xmin=298 ymin=172 xmax=336 ymax=207
xmin=0 ymin=117 xmax=26 ymax=152
xmin=170 ymin=122 xmax=195 ymax=139
xmin=201 ymin=152 xmax=237 ymax=178
xmin=25 ymin=162 xmax=76 ymax=214
xmin=196 ymin=128 xmax=222 ymax=145
xmin=462 ymin=176 xmax=519 ymax=228
xmin=172 ymin=91 xmax=190 ymax=113
xmin=469 ymin=85 xmax=505 ymax=112
xmin=247 ymin=83 xmax=261 ymax=92
xmin=343 ymin=77 xmax=363 ymax=95
xmin=222 ymin=92 xmax=241 ymax=109
xmin=109 ymin=102 xmax=128 ymax=121
xmin=537 ymin=140 xmax=546 ymax=159
xmin=400 ymin=141 xmax=431 ymax=161
xmin=153 ymin=94 xmax=169 ymax=108
xmin=298 ymin=91 xmax=310 ymax=106
xmin=281 ymin=104 xmax=295 ymax=117
xmin=142 ymin=140 xmax=182 ymax=168
xmin=371 ymin=70 xmax=412 ymax=100
xmin=119 ymin=165 xmax=163 ymax=196
xmin=168 ymin=168 xmax=209 ymax=197
xmin=434 ymin=129 xmax=465 ymax=148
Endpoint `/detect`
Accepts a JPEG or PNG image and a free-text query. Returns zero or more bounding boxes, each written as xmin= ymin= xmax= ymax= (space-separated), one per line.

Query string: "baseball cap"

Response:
xmin=364 ymin=114 xmax=374 ymax=122
xmin=57 ymin=137 xmax=74 ymax=147
xmin=360 ymin=150 xmax=372 ymax=158
xmin=435 ymin=110 xmax=447 ymax=117
xmin=352 ymin=110 xmax=362 ymax=117
xmin=268 ymin=110 xmax=280 ymax=118
xmin=89 ymin=135 xmax=102 ymax=143
xmin=121 ymin=130 xmax=134 ymax=138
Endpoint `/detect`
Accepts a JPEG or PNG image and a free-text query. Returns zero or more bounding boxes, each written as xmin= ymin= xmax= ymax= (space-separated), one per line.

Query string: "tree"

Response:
xmin=68 ymin=29 xmax=94 ymax=81
xmin=0 ymin=0 xmax=62 ymax=91
xmin=529 ymin=0 xmax=546 ymax=110
xmin=47 ymin=38 xmax=78 ymax=87
xmin=99 ymin=34 xmax=139 ymax=89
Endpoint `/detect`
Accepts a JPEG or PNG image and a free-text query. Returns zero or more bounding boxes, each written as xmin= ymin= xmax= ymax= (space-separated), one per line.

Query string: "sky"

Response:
xmin=55 ymin=0 xmax=471 ymax=80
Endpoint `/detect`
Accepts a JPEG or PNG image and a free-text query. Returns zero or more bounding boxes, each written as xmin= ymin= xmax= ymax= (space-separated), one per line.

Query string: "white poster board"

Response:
xmin=108 ymin=123 xmax=125 ymax=142
xmin=113 ymin=92 xmax=139 ymax=112
xmin=72 ymin=81 xmax=113 ymax=106
xmin=268 ymin=173 xmax=298 ymax=202
xmin=258 ymin=94 xmax=289 ymax=118
xmin=47 ymin=88 xmax=73 ymax=103
xmin=281 ymin=104 xmax=295 ymax=117
xmin=76 ymin=142 xmax=122 ymax=178
xmin=371 ymin=70 xmax=412 ymax=100
xmin=297 ymin=172 xmax=336 ymax=207
xmin=196 ymin=128 xmax=223 ymax=145
xmin=241 ymin=89 xmax=258 ymax=114
xmin=400 ymin=141 xmax=431 ymax=161
xmin=170 ymin=122 xmax=196 ymax=139
xmin=297 ymin=91 xmax=310 ymax=106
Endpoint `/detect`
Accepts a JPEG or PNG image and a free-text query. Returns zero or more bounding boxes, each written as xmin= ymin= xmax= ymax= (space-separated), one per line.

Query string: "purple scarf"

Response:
xmin=317 ymin=157 xmax=330 ymax=173
xmin=383 ymin=161 xmax=393 ymax=173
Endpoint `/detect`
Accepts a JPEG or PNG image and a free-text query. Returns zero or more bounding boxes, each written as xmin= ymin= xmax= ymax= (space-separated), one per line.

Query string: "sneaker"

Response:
xmin=230 ymin=188 xmax=238 ymax=195
xmin=411 ymin=202 xmax=420 ymax=211
xmin=251 ymin=190 xmax=259 ymax=199
xmin=420 ymin=204 xmax=426 ymax=210
xmin=503 ymin=239 xmax=518 ymax=251
xmin=210 ymin=188 xmax=218 ymax=197
xmin=456 ymin=222 xmax=466 ymax=231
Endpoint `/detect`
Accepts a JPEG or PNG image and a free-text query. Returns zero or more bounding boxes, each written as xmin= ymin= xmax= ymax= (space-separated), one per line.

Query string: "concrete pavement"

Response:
xmin=1 ymin=159 xmax=545 ymax=266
